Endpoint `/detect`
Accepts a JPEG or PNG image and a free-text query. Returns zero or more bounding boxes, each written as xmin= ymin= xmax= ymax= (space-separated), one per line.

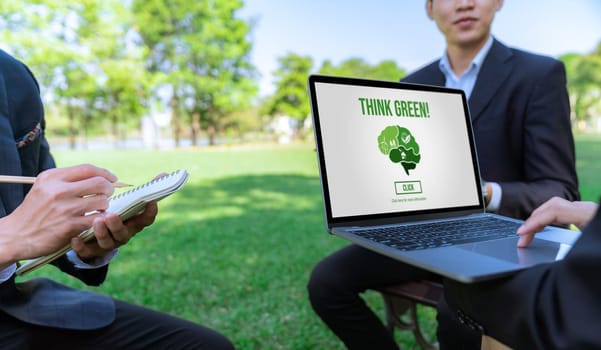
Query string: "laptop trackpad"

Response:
xmin=456 ymin=237 xmax=571 ymax=266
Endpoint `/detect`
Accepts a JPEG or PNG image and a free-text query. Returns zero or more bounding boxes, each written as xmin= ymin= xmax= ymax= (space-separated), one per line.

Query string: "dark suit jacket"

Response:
xmin=402 ymin=39 xmax=579 ymax=219
xmin=445 ymin=203 xmax=601 ymax=349
xmin=0 ymin=49 xmax=114 ymax=329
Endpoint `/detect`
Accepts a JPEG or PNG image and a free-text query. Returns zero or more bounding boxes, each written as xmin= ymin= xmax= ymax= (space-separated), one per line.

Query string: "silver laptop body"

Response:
xmin=308 ymin=74 xmax=579 ymax=283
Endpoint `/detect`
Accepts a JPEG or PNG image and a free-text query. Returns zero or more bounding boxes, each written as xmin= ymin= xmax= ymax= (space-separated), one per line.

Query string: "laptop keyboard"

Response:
xmin=352 ymin=217 xmax=521 ymax=251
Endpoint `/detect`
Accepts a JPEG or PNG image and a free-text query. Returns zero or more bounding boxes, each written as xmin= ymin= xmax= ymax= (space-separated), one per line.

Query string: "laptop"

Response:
xmin=308 ymin=74 xmax=580 ymax=283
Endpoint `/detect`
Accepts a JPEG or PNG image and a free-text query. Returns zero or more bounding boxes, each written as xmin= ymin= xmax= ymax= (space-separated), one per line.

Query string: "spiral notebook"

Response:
xmin=16 ymin=169 xmax=190 ymax=276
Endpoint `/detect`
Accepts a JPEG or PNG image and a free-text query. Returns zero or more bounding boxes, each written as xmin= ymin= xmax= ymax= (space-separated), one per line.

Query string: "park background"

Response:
xmin=2 ymin=1 xmax=601 ymax=348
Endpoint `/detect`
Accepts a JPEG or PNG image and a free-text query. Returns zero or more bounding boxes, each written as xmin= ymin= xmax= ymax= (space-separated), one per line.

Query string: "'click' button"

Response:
xmin=394 ymin=181 xmax=422 ymax=195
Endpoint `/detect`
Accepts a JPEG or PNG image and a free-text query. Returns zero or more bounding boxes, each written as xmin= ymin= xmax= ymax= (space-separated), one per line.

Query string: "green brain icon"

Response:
xmin=377 ymin=126 xmax=421 ymax=175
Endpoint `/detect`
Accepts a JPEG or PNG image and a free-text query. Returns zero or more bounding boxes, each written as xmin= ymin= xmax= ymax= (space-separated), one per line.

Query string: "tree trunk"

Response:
xmin=294 ymin=123 xmax=302 ymax=140
xmin=68 ymin=104 xmax=76 ymax=150
xmin=111 ymin=113 xmax=119 ymax=148
xmin=112 ymin=94 xmax=120 ymax=148
xmin=208 ymin=125 xmax=216 ymax=146
xmin=81 ymin=113 xmax=89 ymax=150
xmin=170 ymin=94 xmax=181 ymax=148
xmin=191 ymin=111 xmax=200 ymax=146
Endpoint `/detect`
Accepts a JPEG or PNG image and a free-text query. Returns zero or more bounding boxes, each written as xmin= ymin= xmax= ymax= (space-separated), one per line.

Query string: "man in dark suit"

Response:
xmin=307 ymin=0 xmax=579 ymax=349
xmin=443 ymin=196 xmax=600 ymax=349
xmin=0 ymin=49 xmax=234 ymax=349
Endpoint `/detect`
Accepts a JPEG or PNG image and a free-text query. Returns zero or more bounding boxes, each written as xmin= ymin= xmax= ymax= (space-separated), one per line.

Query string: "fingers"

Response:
xmin=68 ymin=211 xmax=105 ymax=233
xmin=10 ymin=165 xmax=123 ymax=260
xmin=35 ymin=182 xmax=111 ymax=219
xmin=71 ymin=234 xmax=113 ymax=262
xmin=70 ymin=177 xmax=115 ymax=199
xmin=570 ymin=201 xmax=599 ymax=230
xmin=81 ymin=202 xmax=158 ymax=258
xmin=37 ymin=168 xmax=116 ymax=199
xmin=516 ymin=197 xmax=590 ymax=248
xmin=107 ymin=202 xmax=157 ymax=239
xmin=516 ymin=198 xmax=564 ymax=247
xmin=517 ymin=207 xmax=557 ymax=237
xmin=78 ymin=194 xmax=111 ymax=215
xmin=517 ymin=234 xmax=535 ymax=248
xmin=72 ymin=216 xmax=127 ymax=260
xmin=70 ymin=236 xmax=92 ymax=259
xmin=50 ymin=164 xmax=117 ymax=184
xmin=69 ymin=178 xmax=161 ymax=260
xmin=93 ymin=215 xmax=128 ymax=249
xmin=129 ymin=202 xmax=159 ymax=230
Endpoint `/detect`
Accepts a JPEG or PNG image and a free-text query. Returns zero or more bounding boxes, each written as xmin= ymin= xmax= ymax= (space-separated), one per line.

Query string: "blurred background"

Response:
xmin=3 ymin=1 xmax=600 ymax=349
xmin=1 ymin=0 xmax=600 ymax=150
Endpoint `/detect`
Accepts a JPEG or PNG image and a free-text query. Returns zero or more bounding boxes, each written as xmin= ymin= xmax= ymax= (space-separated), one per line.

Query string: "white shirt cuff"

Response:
xmin=0 ymin=263 xmax=16 ymax=283
xmin=66 ymin=249 xmax=118 ymax=269
xmin=486 ymin=182 xmax=502 ymax=212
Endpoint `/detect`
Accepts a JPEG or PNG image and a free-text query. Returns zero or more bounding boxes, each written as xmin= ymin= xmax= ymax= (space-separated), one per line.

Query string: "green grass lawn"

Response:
xmin=574 ymin=133 xmax=601 ymax=201
xmin=17 ymin=135 xmax=600 ymax=349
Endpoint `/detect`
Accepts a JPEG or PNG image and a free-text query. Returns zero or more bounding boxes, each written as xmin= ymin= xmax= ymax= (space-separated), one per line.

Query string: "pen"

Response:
xmin=0 ymin=175 xmax=131 ymax=188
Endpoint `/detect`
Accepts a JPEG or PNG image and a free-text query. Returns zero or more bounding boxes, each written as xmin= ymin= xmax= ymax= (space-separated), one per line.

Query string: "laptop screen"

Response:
xmin=309 ymin=75 xmax=484 ymax=222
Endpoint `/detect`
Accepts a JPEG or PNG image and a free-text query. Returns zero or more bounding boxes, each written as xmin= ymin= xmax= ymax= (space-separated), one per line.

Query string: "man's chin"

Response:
xmin=453 ymin=32 xmax=490 ymax=50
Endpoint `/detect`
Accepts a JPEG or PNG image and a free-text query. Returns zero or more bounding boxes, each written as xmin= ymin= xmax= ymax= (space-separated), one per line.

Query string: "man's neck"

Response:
xmin=445 ymin=36 xmax=491 ymax=76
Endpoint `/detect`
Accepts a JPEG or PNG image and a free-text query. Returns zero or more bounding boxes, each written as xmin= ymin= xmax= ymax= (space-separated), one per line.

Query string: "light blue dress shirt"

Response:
xmin=438 ymin=36 xmax=501 ymax=211
xmin=438 ymin=35 xmax=493 ymax=99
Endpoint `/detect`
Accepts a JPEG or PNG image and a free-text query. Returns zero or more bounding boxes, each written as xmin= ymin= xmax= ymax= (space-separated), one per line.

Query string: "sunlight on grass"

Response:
xmin=24 ymin=138 xmax=598 ymax=350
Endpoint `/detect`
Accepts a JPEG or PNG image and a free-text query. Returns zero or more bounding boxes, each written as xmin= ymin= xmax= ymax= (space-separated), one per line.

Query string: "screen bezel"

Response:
xmin=308 ymin=74 xmax=486 ymax=228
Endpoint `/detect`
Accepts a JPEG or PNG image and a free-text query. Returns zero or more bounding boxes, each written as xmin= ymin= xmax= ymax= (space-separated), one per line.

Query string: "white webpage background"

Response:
xmin=315 ymin=82 xmax=480 ymax=218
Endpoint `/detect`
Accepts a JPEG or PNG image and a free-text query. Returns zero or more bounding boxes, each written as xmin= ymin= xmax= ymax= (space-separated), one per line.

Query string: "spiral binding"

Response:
xmin=110 ymin=170 xmax=182 ymax=202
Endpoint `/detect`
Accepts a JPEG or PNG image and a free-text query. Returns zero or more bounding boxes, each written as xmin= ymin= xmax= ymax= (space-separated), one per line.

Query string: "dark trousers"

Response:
xmin=307 ymin=244 xmax=480 ymax=349
xmin=0 ymin=299 xmax=234 ymax=350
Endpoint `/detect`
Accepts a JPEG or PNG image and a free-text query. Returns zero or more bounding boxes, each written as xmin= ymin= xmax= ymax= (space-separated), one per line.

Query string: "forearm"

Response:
xmin=0 ymin=245 xmax=16 ymax=269
xmin=0 ymin=216 xmax=22 ymax=267
xmin=0 ymin=220 xmax=20 ymax=279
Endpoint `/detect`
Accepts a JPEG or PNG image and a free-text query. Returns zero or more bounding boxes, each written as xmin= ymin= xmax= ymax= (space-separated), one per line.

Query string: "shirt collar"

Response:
xmin=439 ymin=36 xmax=494 ymax=79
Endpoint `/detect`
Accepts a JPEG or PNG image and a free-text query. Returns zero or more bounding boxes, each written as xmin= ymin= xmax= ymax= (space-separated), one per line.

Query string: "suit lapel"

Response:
xmin=423 ymin=68 xmax=445 ymax=86
xmin=468 ymin=40 xmax=514 ymax=123
xmin=401 ymin=61 xmax=445 ymax=86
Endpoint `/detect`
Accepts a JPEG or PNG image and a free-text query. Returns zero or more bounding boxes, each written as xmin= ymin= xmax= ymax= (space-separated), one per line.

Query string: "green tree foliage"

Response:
xmin=1 ymin=1 xmax=417 ymax=147
xmin=1 ymin=0 xmax=256 ymax=148
xmin=263 ymin=55 xmax=406 ymax=140
xmin=0 ymin=0 xmax=146 ymax=147
xmin=131 ymin=0 xmax=257 ymax=146
xmin=0 ymin=0 xmax=149 ymax=148
xmin=263 ymin=53 xmax=313 ymax=138
xmin=560 ymin=42 xmax=601 ymax=125
xmin=318 ymin=57 xmax=405 ymax=81
xmin=87 ymin=1 xmax=150 ymax=147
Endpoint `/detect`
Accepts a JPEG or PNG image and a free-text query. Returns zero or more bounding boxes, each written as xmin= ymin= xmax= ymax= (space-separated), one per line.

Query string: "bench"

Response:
xmin=377 ymin=280 xmax=443 ymax=350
